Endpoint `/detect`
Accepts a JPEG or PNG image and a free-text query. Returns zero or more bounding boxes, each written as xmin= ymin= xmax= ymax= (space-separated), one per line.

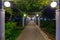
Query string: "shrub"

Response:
xmin=5 ymin=21 xmax=23 ymax=40
xmin=40 ymin=20 xmax=56 ymax=35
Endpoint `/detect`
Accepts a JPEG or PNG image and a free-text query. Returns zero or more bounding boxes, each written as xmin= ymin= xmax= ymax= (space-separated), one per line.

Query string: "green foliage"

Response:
xmin=46 ymin=20 xmax=55 ymax=35
xmin=40 ymin=20 xmax=55 ymax=35
xmin=5 ymin=22 xmax=23 ymax=40
xmin=12 ymin=0 xmax=52 ymax=16
xmin=13 ymin=0 xmax=51 ymax=12
xmin=5 ymin=7 xmax=12 ymax=15
xmin=5 ymin=22 xmax=16 ymax=29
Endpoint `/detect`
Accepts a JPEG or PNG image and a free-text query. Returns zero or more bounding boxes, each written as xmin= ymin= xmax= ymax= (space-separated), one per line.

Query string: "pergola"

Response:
xmin=0 ymin=0 xmax=60 ymax=40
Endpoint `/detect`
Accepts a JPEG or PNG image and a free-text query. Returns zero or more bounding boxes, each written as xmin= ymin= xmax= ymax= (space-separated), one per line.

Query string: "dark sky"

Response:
xmin=0 ymin=0 xmax=2 ymax=9
xmin=42 ymin=6 xmax=56 ymax=19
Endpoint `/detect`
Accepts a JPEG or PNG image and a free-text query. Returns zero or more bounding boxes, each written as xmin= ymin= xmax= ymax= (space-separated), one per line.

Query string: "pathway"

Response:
xmin=16 ymin=21 xmax=50 ymax=40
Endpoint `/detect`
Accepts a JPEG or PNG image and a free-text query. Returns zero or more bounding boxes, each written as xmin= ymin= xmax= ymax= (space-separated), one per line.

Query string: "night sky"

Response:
xmin=0 ymin=0 xmax=2 ymax=9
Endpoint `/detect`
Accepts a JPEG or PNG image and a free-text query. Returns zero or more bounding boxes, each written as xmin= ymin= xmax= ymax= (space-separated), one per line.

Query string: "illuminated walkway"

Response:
xmin=16 ymin=21 xmax=50 ymax=40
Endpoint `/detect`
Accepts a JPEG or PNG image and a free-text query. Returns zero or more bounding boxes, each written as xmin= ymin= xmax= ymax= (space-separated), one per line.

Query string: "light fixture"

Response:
xmin=4 ymin=1 xmax=11 ymax=7
xmin=36 ymin=14 xmax=39 ymax=16
xmin=50 ymin=1 xmax=57 ymax=8
xmin=24 ymin=14 xmax=26 ymax=17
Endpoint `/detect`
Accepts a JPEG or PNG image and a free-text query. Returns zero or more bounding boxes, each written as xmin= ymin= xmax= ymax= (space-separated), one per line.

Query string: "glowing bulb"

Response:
xmin=36 ymin=14 xmax=39 ymax=16
xmin=24 ymin=14 xmax=26 ymax=17
xmin=4 ymin=1 xmax=11 ymax=7
xmin=50 ymin=2 xmax=57 ymax=8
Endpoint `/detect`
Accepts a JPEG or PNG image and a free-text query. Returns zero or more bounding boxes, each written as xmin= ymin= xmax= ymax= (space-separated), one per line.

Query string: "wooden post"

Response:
xmin=56 ymin=9 xmax=60 ymax=40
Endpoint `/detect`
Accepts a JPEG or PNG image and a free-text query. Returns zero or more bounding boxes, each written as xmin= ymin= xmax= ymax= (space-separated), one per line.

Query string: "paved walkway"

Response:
xmin=16 ymin=21 xmax=50 ymax=40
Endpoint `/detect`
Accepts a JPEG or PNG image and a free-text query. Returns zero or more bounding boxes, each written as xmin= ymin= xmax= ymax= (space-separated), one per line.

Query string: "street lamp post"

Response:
xmin=50 ymin=1 xmax=60 ymax=40
xmin=0 ymin=9 xmax=5 ymax=40
xmin=34 ymin=16 xmax=36 ymax=23
xmin=0 ymin=0 xmax=5 ymax=40
xmin=22 ymin=14 xmax=26 ymax=27
xmin=33 ymin=16 xmax=36 ymax=23
xmin=36 ymin=14 xmax=40 ymax=27
xmin=56 ymin=9 xmax=60 ymax=40
xmin=38 ymin=17 xmax=40 ymax=27
xmin=55 ymin=1 xmax=60 ymax=40
xmin=0 ymin=1 xmax=11 ymax=40
xmin=22 ymin=17 xmax=24 ymax=27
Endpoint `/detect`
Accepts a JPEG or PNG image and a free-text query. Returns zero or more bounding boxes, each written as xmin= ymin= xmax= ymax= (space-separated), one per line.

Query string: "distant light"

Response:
xmin=36 ymin=14 xmax=39 ymax=16
xmin=4 ymin=1 xmax=11 ymax=7
xmin=24 ymin=14 xmax=26 ymax=17
xmin=50 ymin=2 xmax=57 ymax=8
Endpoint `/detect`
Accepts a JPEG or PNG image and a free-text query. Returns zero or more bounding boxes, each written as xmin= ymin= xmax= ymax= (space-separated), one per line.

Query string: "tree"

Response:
xmin=13 ymin=0 xmax=51 ymax=12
